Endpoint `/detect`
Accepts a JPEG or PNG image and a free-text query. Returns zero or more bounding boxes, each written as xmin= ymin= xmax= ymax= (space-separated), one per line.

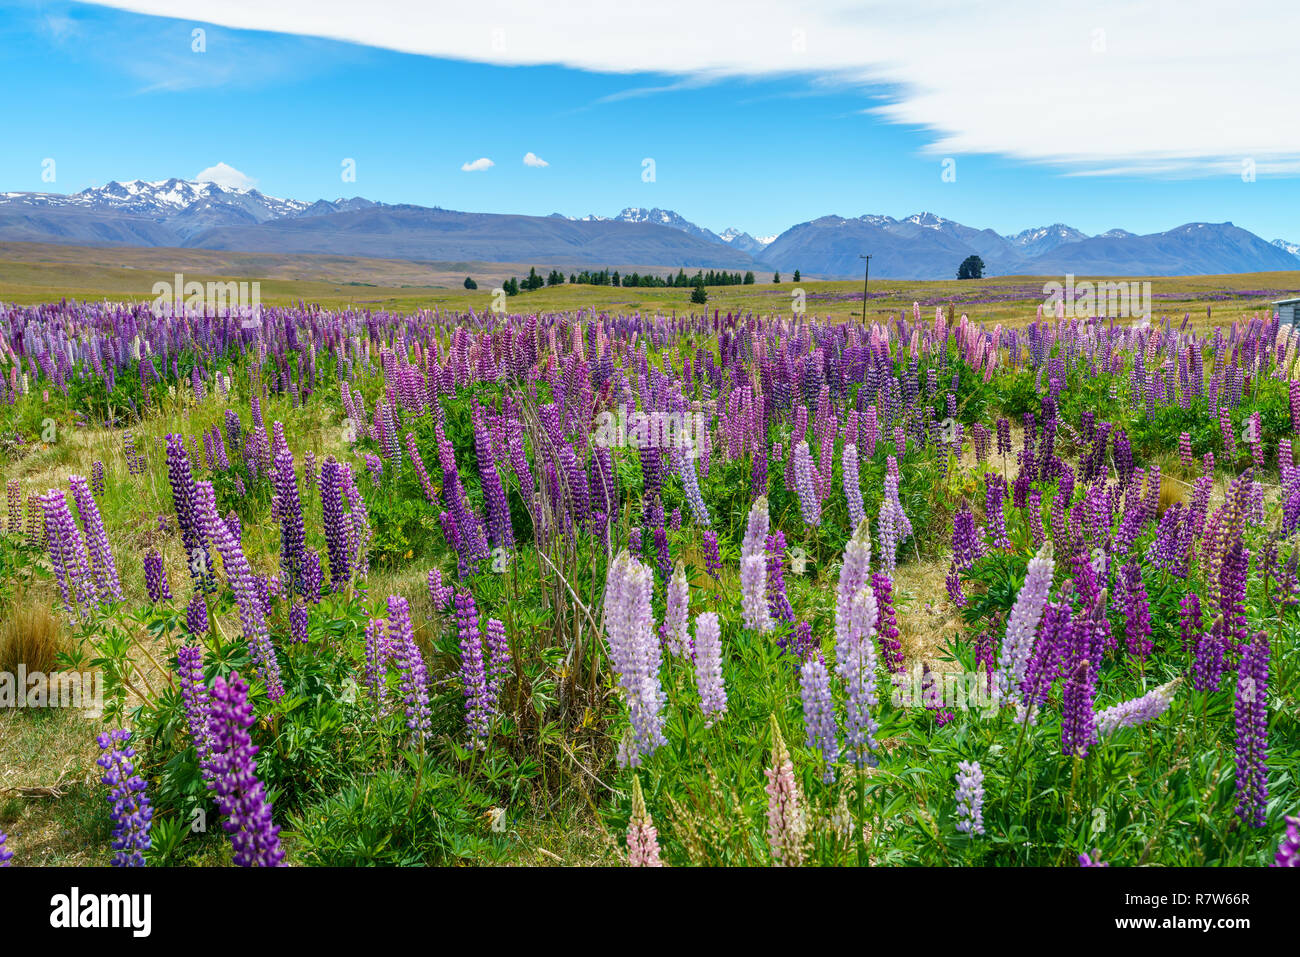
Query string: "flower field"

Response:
xmin=0 ymin=300 xmax=1297 ymax=868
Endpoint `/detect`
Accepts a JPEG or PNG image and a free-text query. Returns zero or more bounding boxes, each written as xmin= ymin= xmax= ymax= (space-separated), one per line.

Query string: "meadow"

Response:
xmin=0 ymin=290 xmax=1297 ymax=868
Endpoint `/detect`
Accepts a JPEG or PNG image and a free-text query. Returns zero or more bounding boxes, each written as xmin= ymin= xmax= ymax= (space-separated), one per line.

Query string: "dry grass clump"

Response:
xmin=0 ymin=592 xmax=66 ymax=675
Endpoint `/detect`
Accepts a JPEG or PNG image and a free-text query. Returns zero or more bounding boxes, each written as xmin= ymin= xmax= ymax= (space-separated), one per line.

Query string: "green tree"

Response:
xmin=689 ymin=279 xmax=708 ymax=304
xmin=743 ymin=271 xmax=755 ymax=285
xmin=463 ymin=276 xmax=477 ymax=290
xmin=957 ymin=255 xmax=985 ymax=280
xmin=773 ymin=271 xmax=781 ymax=283
xmin=793 ymin=269 xmax=801 ymax=282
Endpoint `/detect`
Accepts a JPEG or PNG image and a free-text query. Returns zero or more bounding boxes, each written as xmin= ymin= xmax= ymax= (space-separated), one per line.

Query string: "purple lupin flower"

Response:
xmin=143 ymin=548 xmax=171 ymax=602
xmin=183 ymin=589 xmax=208 ymax=636
xmin=207 ymin=672 xmax=285 ymax=866
xmin=194 ymin=481 xmax=284 ymax=700
xmin=603 ymin=551 xmax=667 ymax=767
xmin=0 ymin=832 xmax=10 ymax=866
xmin=70 ymin=475 xmax=121 ymax=604
xmin=289 ymin=602 xmax=308 ymax=644
xmin=96 ymin=729 xmax=153 ymax=866
xmin=176 ymin=643 xmax=215 ymax=784
xmin=270 ymin=423 xmax=306 ymax=596
xmin=1272 ymin=816 xmax=1300 ymax=867
xmin=363 ymin=617 xmax=391 ymax=710
xmin=954 ymin=760 xmax=985 ymax=836
xmin=484 ymin=617 xmax=511 ymax=707
xmin=871 ymin=573 xmax=905 ymax=673
xmin=319 ymin=456 xmax=351 ymax=591
xmin=984 ymin=472 xmax=1011 ymax=550
xmin=740 ymin=497 xmax=772 ymax=634
xmin=1078 ymin=850 xmax=1109 ymax=867
xmin=765 ymin=531 xmax=795 ymax=625
xmin=455 ymin=589 xmax=491 ymax=747
xmin=166 ymin=433 xmax=211 ymax=591
xmin=389 ymin=595 xmax=432 ymax=742
xmin=800 ymin=654 xmax=839 ymax=782
xmin=1120 ymin=561 xmax=1152 ymax=661
xmin=41 ymin=488 xmax=96 ymax=615
xmin=1234 ymin=630 xmax=1270 ymax=828
xmin=702 ymin=529 xmax=722 ymax=581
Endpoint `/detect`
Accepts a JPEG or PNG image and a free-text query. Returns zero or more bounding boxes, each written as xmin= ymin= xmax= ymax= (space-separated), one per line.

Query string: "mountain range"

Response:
xmin=1 ymin=178 xmax=1298 ymax=280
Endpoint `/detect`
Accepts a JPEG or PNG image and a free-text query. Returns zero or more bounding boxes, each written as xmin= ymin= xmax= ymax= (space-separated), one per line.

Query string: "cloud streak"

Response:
xmin=84 ymin=0 xmax=1300 ymax=174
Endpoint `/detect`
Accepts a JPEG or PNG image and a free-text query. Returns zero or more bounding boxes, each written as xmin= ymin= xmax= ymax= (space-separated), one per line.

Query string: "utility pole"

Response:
xmin=860 ymin=254 xmax=871 ymax=320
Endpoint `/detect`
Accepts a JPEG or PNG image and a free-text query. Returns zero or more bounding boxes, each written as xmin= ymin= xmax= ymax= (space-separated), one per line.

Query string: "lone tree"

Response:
xmin=773 ymin=271 xmax=781 ymax=283
xmin=793 ymin=269 xmax=801 ymax=282
xmin=463 ymin=276 xmax=477 ymax=289
xmin=957 ymin=255 xmax=985 ymax=279
xmin=689 ymin=278 xmax=709 ymax=304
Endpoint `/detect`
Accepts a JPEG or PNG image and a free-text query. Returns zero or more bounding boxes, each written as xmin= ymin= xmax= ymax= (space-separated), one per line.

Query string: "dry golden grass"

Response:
xmin=0 ymin=595 xmax=65 ymax=674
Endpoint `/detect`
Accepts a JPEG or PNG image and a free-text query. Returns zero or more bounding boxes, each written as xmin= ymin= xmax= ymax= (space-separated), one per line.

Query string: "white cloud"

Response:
xmin=523 ymin=152 xmax=549 ymax=167
xmin=461 ymin=157 xmax=494 ymax=172
xmin=195 ymin=162 xmax=257 ymax=189
xmin=87 ymin=1 xmax=1300 ymax=174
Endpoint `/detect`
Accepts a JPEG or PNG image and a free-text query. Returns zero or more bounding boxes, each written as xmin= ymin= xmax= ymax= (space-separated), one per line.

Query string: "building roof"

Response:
xmin=1273 ymin=298 xmax=1300 ymax=306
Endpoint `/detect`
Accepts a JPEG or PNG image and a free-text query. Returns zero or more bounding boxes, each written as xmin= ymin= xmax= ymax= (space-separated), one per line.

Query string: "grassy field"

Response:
xmin=0 ymin=241 xmax=1296 ymax=327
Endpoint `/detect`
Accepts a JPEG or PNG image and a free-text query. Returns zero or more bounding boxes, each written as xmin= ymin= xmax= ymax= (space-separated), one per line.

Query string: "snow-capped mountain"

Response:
xmin=1272 ymin=238 xmax=1300 ymax=260
xmin=1100 ymin=228 xmax=1136 ymax=239
xmin=719 ymin=227 xmax=773 ymax=257
xmin=1006 ymin=224 xmax=1090 ymax=258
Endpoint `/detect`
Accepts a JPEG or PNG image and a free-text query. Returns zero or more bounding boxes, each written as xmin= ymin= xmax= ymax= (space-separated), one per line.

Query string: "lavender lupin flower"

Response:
xmin=693 ymin=611 xmax=727 ymax=726
xmin=662 ymin=561 xmax=692 ymax=656
xmin=207 ymin=672 xmax=285 ymax=866
xmin=791 ymin=440 xmax=821 ymax=527
xmin=96 ymin=729 xmax=153 ymax=866
xmin=954 ymin=760 xmax=985 ymax=836
xmin=603 ymin=551 xmax=667 ymax=767
xmin=800 ymin=654 xmax=839 ymax=782
xmin=1095 ymin=678 xmax=1182 ymax=737
xmin=740 ymin=497 xmax=773 ymax=634
xmin=0 ymin=832 xmax=10 ymax=866
xmin=993 ymin=541 xmax=1054 ymax=707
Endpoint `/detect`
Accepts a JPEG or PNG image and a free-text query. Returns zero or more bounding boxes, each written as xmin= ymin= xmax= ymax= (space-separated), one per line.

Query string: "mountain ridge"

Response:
xmin=1 ymin=179 xmax=1296 ymax=279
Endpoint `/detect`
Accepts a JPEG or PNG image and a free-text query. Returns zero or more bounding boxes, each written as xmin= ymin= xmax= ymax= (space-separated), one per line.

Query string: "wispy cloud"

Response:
xmin=522 ymin=152 xmax=548 ymax=168
xmin=461 ymin=157 xmax=494 ymax=172
xmin=82 ymin=0 xmax=1300 ymax=175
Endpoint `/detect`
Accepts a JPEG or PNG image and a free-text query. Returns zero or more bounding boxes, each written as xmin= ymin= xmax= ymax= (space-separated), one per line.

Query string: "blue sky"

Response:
xmin=2 ymin=0 xmax=1299 ymax=242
